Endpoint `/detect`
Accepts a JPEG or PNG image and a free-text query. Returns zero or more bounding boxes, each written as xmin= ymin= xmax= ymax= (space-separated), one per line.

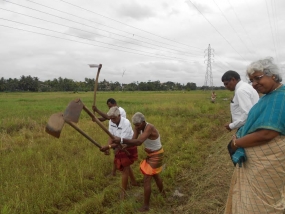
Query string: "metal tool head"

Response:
xmin=88 ymin=64 xmax=100 ymax=68
xmin=45 ymin=112 xmax=65 ymax=138
xmin=45 ymin=98 xmax=83 ymax=138
xmin=63 ymin=98 xmax=84 ymax=123
xmin=45 ymin=98 xmax=103 ymax=149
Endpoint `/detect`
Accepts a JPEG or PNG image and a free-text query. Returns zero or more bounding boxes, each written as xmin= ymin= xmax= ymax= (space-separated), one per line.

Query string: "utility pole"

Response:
xmin=203 ymin=44 xmax=214 ymax=91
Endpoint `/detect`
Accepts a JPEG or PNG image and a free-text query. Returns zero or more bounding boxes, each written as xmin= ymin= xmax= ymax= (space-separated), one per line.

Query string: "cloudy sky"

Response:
xmin=0 ymin=0 xmax=284 ymax=86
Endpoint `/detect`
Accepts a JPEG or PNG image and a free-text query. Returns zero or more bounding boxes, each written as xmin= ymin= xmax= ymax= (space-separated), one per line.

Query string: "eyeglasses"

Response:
xmin=249 ymin=74 xmax=265 ymax=83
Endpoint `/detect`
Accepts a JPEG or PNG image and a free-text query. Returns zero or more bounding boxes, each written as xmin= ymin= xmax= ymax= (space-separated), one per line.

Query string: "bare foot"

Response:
xmin=138 ymin=206 xmax=149 ymax=212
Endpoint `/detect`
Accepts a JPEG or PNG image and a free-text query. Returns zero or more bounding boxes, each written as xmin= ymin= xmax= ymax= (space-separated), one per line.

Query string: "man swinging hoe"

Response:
xmin=101 ymin=112 xmax=166 ymax=212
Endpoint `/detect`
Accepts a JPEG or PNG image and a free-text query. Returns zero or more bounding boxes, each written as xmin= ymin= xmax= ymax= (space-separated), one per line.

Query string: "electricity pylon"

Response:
xmin=203 ymin=44 xmax=214 ymax=91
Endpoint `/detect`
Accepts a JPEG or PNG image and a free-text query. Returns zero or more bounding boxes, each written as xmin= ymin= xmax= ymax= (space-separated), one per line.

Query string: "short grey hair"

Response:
xmin=246 ymin=57 xmax=282 ymax=82
xmin=132 ymin=112 xmax=145 ymax=124
xmin=107 ymin=106 xmax=120 ymax=117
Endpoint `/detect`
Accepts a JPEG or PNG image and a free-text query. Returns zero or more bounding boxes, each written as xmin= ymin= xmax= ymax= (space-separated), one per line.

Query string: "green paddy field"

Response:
xmin=0 ymin=91 xmax=234 ymax=214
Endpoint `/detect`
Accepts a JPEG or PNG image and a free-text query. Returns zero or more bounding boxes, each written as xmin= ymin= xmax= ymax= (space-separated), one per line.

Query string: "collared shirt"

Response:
xmin=109 ymin=117 xmax=133 ymax=139
xmin=118 ymin=107 xmax=126 ymax=118
xmin=229 ymin=80 xmax=259 ymax=130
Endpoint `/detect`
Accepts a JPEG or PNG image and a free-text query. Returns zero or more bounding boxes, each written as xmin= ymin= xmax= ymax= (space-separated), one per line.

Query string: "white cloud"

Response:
xmin=0 ymin=0 xmax=284 ymax=87
xmin=116 ymin=1 xmax=156 ymax=20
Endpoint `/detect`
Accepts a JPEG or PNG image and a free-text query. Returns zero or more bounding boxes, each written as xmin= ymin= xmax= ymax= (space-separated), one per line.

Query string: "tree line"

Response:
xmin=0 ymin=75 xmax=224 ymax=92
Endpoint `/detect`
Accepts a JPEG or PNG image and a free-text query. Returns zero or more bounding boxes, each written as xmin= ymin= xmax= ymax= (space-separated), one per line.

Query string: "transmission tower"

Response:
xmin=203 ymin=44 xmax=214 ymax=91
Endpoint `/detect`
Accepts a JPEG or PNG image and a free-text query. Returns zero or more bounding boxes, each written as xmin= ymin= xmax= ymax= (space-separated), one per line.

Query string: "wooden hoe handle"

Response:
xmin=65 ymin=120 xmax=102 ymax=149
xmin=93 ymin=64 xmax=102 ymax=108
xmin=82 ymin=105 xmax=130 ymax=155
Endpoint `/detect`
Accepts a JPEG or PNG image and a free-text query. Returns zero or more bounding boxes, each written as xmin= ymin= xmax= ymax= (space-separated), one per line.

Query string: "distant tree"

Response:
xmin=6 ymin=78 xmax=19 ymax=92
xmin=175 ymin=82 xmax=183 ymax=90
xmin=0 ymin=77 xmax=6 ymax=91
xmin=163 ymin=81 xmax=176 ymax=90
xmin=0 ymin=75 xmax=204 ymax=92
xmin=185 ymin=82 xmax=197 ymax=90
xmin=124 ymin=82 xmax=138 ymax=91
xmin=110 ymin=81 xmax=121 ymax=91
xmin=84 ymin=78 xmax=95 ymax=91
xmin=18 ymin=75 xmax=39 ymax=92
xmin=48 ymin=78 xmax=59 ymax=91
xmin=138 ymin=82 xmax=148 ymax=91
xmin=98 ymin=79 xmax=110 ymax=91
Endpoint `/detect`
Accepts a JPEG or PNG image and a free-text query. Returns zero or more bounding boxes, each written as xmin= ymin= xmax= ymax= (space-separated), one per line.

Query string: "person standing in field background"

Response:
xmin=98 ymin=106 xmax=138 ymax=199
xmin=211 ymin=91 xmax=217 ymax=103
xmin=92 ymin=98 xmax=126 ymax=176
xmin=224 ymin=57 xmax=285 ymax=213
xmin=111 ymin=112 xmax=165 ymax=212
xmin=221 ymin=70 xmax=259 ymax=131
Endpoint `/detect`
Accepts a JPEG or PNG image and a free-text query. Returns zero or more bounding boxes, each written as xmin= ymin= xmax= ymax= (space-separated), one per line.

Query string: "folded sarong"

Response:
xmin=232 ymin=148 xmax=247 ymax=167
xmin=227 ymin=140 xmax=247 ymax=167
xmin=140 ymin=148 xmax=164 ymax=175
xmin=114 ymin=146 xmax=138 ymax=171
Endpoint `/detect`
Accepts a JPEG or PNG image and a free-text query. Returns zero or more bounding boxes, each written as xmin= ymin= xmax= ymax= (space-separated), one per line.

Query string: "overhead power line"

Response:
xmin=213 ymin=0 xmax=255 ymax=58
xmin=227 ymin=0 xmax=260 ymax=59
xmin=57 ymin=0 xmax=203 ymax=50
xmin=3 ymin=0 xmax=202 ymax=55
xmin=12 ymin=0 xmax=203 ymax=52
xmin=0 ymin=24 xmax=191 ymax=62
xmin=187 ymin=0 xmax=247 ymax=62
xmin=265 ymin=0 xmax=279 ymax=63
xmin=0 ymin=17 xmax=190 ymax=61
xmin=0 ymin=8 xmax=200 ymax=57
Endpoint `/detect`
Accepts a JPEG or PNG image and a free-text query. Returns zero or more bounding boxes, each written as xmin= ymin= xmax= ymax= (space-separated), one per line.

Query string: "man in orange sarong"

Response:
xmin=112 ymin=112 xmax=165 ymax=213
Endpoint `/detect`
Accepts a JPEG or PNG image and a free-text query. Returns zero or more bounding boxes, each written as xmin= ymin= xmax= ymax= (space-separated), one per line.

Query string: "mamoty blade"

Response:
xmin=88 ymin=64 xmax=99 ymax=68
xmin=45 ymin=112 xmax=65 ymax=138
xmin=63 ymin=98 xmax=83 ymax=123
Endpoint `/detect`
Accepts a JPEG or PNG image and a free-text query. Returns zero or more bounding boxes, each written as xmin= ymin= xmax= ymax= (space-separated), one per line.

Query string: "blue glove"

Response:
xmin=232 ymin=148 xmax=247 ymax=167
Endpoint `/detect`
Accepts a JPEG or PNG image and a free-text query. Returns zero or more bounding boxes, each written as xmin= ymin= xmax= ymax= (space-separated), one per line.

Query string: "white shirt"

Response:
xmin=118 ymin=107 xmax=126 ymax=118
xmin=229 ymin=80 xmax=259 ymax=130
xmin=108 ymin=116 xmax=133 ymax=139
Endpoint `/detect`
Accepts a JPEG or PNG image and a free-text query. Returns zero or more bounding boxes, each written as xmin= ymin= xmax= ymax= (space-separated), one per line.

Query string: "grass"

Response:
xmin=0 ymin=91 xmax=234 ymax=214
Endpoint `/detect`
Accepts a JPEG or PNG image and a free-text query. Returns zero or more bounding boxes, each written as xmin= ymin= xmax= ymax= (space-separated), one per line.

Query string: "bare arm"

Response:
xmin=112 ymin=124 xmax=154 ymax=146
xmin=232 ymin=129 xmax=280 ymax=151
xmin=100 ymin=137 xmax=118 ymax=152
xmin=92 ymin=105 xmax=110 ymax=120
xmin=132 ymin=128 xmax=140 ymax=140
